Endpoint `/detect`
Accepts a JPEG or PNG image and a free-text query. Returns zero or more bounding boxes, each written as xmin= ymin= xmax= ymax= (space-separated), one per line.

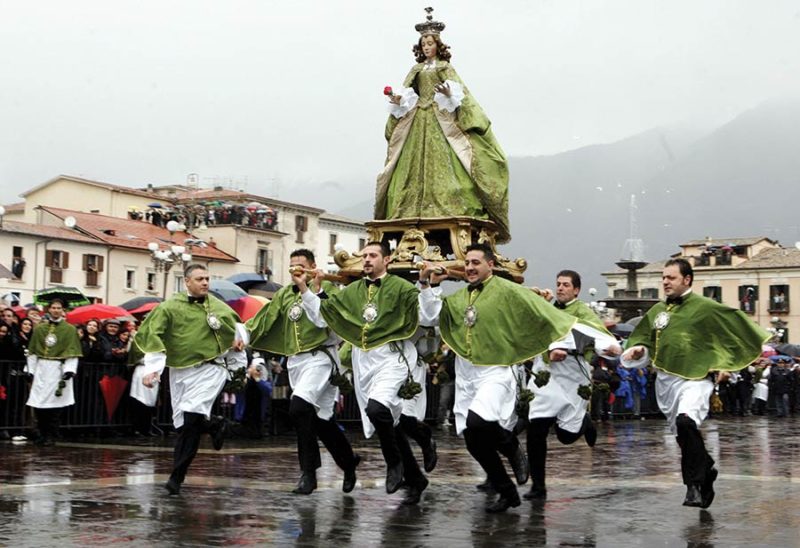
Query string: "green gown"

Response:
xmin=375 ymin=60 xmax=510 ymax=243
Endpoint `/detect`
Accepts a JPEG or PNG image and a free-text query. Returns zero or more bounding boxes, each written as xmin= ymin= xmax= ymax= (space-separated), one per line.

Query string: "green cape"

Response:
xmin=28 ymin=318 xmax=82 ymax=360
xmin=440 ymin=276 xmax=577 ymax=366
xmin=544 ymin=299 xmax=611 ymax=363
xmin=133 ymin=292 xmax=240 ymax=369
xmin=625 ymin=292 xmax=771 ymax=379
xmin=247 ymin=281 xmax=338 ymax=356
xmin=320 ymin=275 xmax=419 ymax=350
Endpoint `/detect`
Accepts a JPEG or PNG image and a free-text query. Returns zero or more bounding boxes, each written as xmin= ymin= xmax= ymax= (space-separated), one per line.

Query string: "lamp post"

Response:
xmin=149 ymin=221 xmax=192 ymax=298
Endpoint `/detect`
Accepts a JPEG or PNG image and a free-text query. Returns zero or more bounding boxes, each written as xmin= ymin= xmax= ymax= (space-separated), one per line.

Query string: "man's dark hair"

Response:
xmin=290 ymin=248 xmax=316 ymax=264
xmin=48 ymin=298 xmax=65 ymax=308
xmin=556 ymin=269 xmax=582 ymax=289
xmin=184 ymin=263 xmax=208 ymax=278
xmin=465 ymin=243 xmax=496 ymax=264
xmin=664 ymin=258 xmax=693 ymax=286
xmin=364 ymin=241 xmax=391 ymax=258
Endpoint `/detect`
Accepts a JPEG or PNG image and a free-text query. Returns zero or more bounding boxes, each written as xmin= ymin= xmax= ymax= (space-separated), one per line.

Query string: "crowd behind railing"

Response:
xmin=127 ymin=201 xmax=278 ymax=231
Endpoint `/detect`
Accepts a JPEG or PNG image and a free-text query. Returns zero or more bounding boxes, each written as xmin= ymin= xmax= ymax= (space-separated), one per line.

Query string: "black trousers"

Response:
xmin=527 ymin=417 xmax=583 ymax=488
xmin=675 ymin=414 xmax=715 ymax=485
xmin=463 ymin=410 xmax=516 ymax=497
xmin=35 ymin=407 xmax=62 ymax=440
xmin=399 ymin=414 xmax=433 ymax=454
xmin=365 ymin=399 xmax=424 ymax=486
xmin=289 ymin=396 xmax=356 ymax=473
xmin=129 ymin=397 xmax=155 ymax=435
xmin=169 ymin=412 xmax=209 ymax=485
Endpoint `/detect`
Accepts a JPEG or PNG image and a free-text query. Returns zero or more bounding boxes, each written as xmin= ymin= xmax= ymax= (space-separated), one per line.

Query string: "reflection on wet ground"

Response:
xmin=1 ymin=417 xmax=798 ymax=546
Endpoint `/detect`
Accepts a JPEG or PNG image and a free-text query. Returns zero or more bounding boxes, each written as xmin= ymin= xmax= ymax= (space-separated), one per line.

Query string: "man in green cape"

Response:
xmin=525 ymin=270 xmax=621 ymax=501
xmin=622 ymin=258 xmax=770 ymax=509
xmin=135 ymin=264 xmax=247 ymax=496
xmin=298 ymin=241 xmax=429 ymax=505
xmin=247 ymin=249 xmax=359 ymax=496
xmin=25 ymin=298 xmax=82 ymax=446
xmin=419 ymin=243 xmax=589 ymax=513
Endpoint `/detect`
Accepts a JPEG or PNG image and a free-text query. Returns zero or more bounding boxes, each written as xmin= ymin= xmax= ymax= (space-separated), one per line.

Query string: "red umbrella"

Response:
xmin=128 ymin=301 xmax=160 ymax=316
xmin=98 ymin=374 xmax=129 ymax=420
xmin=227 ymin=295 xmax=267 ymax=321
xmin=67 ymin=304 xmax=133 ymax=325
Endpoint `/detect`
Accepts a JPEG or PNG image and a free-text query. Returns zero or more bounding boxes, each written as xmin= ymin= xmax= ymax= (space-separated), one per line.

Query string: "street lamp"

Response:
xmin=148 ymin=241 xmax=192 ymax=298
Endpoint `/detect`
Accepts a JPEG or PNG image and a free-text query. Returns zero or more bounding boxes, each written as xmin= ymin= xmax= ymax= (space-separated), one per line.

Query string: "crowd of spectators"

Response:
xmin=128 ymin=201 xmax=278 ymax=231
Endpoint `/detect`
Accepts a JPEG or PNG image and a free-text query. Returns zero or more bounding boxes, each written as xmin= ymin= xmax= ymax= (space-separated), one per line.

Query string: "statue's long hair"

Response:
xmin=413 ymin=35 xmax=451 ymax=63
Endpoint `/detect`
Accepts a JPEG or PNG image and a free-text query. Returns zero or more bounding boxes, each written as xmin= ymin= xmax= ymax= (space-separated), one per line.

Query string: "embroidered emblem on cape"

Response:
xmin=44 ymin=333 xmax=58 ymax=347
xmin=207 ymin=313 xmax=222 ymax=331
xmin=464 ymin=305 xmax=478 ymax=327
xmin=288 ymin=302 xmax=304 ymax=322
xmin=362 ymin=303 xmax=378 ymax=323
xmin=653 ymin=311 xmax=670 ymax=330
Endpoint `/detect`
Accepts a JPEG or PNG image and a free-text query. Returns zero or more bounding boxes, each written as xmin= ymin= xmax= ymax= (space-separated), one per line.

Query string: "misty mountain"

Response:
xmin=332 ymin=98 xmax=800 ymax=293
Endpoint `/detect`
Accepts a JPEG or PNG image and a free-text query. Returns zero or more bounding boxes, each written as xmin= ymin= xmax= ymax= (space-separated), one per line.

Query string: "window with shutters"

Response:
xmin=256 ymin=248 xmax=273 ymax=276
xmin=702 ymin=286 xmax=722 ymax=303
xmin=769 ymin=285 xmax=789 ymax=313
xmin=738 ymin=285 xmax=758 ymax=314
xmin=295 ymin=215 xmax=307 ymax=243
xmin=329 ymin=233 xmax=338 ymax=255
xmin=640 ymin=288 xmax=659 ymax=299
xmin=125 ymin=268 xmax=136 ymax=290
xmin=83 ymin=254 xmax=104 ymax=287
xmin=146 ymin=270 xmax=157 ymax=292
xmin=45 ymin=250 xmax=69 ymax=284
xmin=11 ymin=246 xmax=25 ymax=279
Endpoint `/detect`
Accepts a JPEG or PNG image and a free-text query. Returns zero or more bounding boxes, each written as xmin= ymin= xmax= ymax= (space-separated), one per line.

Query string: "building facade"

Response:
xmin=602 ymin=237 xmax=800 ymax=342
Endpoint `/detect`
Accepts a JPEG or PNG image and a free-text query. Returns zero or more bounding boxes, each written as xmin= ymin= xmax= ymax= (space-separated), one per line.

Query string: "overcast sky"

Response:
xmin=2 ymin=0 xmax=799 ymax=208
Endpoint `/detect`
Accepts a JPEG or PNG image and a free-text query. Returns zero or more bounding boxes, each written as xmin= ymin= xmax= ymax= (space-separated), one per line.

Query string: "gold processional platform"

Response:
xmin=333 ymin=216 xmax=527 ymax=283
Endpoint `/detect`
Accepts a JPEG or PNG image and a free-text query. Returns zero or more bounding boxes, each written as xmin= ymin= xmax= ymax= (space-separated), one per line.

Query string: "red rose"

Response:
xmin=383 ymin=86 xmax=394 ymax=96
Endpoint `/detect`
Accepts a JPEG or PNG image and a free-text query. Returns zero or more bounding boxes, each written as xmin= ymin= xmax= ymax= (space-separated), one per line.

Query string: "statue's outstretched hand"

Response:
xmin=434 ymin=82 xmax=451 ymax=97
xmin=388 ymin=95 xmax=401 ymax=105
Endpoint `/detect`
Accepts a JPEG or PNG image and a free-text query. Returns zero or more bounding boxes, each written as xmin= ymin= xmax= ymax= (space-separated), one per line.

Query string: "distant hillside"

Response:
xmin=332 ymin=98 xmax=800 ymax=292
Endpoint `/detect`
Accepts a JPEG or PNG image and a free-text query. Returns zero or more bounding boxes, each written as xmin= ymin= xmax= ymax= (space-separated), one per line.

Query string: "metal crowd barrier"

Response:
xmin=6 ymin=359 xmax=770 ymax=437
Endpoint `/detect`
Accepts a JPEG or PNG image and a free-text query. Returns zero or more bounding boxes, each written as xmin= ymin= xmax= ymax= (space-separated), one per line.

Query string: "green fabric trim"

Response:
xmin=133 ymin=292 xmax=240 ymax=369
xmin=625 ymin=292 xmax=772 ymax=380
xmin=440 ymin=277 xmax=576 ymax=366
xmin=320 ymin=275 xmax=419 ymax=350
xmin=28 ymin=319 xmax=82 ymax=359
xmin=247 ymin=281 xmax=338 ymax=356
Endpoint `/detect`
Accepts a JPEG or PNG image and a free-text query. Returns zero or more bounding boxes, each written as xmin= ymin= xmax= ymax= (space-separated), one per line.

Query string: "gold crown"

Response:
xmin=415 ymin=7 xmax=445 ymax=37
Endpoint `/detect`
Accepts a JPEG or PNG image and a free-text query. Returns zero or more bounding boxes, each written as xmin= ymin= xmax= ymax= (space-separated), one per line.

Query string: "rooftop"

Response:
xmin=0 ymin=219 xmax=100 ymax=244
xmin=680 ymin=236 xmax=776 ymax=247
xmin=22 ymin=175 xmax=158 ymax=200
xmin=37 ymin=207 xmax=238 ymax=262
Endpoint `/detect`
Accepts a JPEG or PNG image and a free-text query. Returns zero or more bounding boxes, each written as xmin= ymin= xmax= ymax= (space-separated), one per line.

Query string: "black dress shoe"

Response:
xmin=292 ymin=472 xmax=317 ymax=495
xmin=509 ymin=446 xmax=529 ymax=485
xmin=475 ymin=477 xmax=493 ymax=492
xmin=342 ymin=454 xmax=361 ymax=493
xmin=385 ymin=463 xmax=405 ymax=494
xmin=209 ymin=416 xmax=228 ymax=451
xmin=583 ymin=414 xmax=597 ymax=448
xmin=486 ymin=489 xmax=521 ymax=513
xmin=682 ymin=484 xmax=703 ymax=507
xmin=523 ymin=485 xmax=547 ymax=500
xmin=422 ymin=438 xmax=438 ymax=473
xmin=401 ymin=477 xmax=429 ymax=505
xmin=701 ymin=468 xmax=718 ymax=509
xmin=164 ymin=478 xmax=181 ymax=496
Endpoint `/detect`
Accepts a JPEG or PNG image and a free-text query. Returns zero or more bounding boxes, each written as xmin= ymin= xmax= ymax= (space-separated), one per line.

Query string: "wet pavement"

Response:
xmin=1 ymin=417 xmax=799 ymax=547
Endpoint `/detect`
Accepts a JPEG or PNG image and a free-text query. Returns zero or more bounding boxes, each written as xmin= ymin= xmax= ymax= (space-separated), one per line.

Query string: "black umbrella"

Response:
xmin=34 ymin=287 xmax=91 ymax=309
xmin=226 ymin=273 xmax=267 ymax=291
xmin=119 ymin=296 xmax=163 ymax=311
xmin=249 ymin=280 xmax=283 ymax=296
xmin=610 ymin=323 xmax=635 ymax=338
